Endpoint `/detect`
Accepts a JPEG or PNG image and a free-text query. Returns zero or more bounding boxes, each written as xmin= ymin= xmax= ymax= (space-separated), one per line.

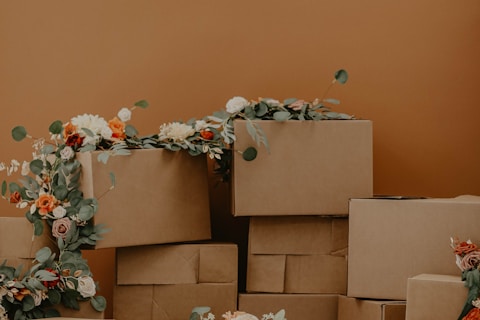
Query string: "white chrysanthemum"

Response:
xmin=117 ymin=107 xmax=132 ymax=122
xmin=159 ymin=122 xmax=195 ymax=142
xmin=70 ymin=114 xmax=109 ymax=144
xmin=226 ymin=96 xmax=249 ymax=114
xmin=195 ymin=120 xmax=209 ymax=131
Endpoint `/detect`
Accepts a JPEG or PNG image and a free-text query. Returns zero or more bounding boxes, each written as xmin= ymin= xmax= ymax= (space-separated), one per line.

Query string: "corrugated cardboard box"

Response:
xmin=0 ymin=217 xmax=56 ymax=258
xmin=338 ymin=295 xmax=406 ymax=320
xmin=231 ymin=120 xmax=373 ymax=216
xmin=114 ymin=243 xmax=238 ymax=320
xmin=238 ymin=293 xmax=339 ymax=320
xmin=77 ymin=149 xmax=211 ymax=249
xmin=348 ymin=196 xmax=480 ymax=300
xmin=406 ymin=274 xmax=467 ymax=320
xmin=246 ymin=216 xmax=348 ymax=293
xmin=51 ymin=301 xmax=105 ymax=319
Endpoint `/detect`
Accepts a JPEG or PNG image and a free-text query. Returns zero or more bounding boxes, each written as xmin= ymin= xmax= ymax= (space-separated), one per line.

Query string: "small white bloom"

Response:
xmin=226 ymin=96 xmax=249 ymax=114
xmin=52 ymin=206 xmax=67 ymax=218
xmin=21 ymin=161 xmax=30 ymax=176
xmin=0 ymin=162 xmax=5 ymax=171
xmin=60 ymin=146 xmax=75 ymax=161
xmin=117 ymin=107 xmax=132 ymax=122
xmin=30 ymin=203 xmax=37 ymax=214
xmin=16 ymin=201 xmax=28 ymax=209
xmin=195 ymin=120 xmax=209 ymax=131
xmin=77 ymin=275 xmax=96 ymax=298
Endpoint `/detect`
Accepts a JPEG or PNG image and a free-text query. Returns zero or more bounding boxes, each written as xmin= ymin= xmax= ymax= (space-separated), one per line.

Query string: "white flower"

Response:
xmin=100 ymin=126 xmax=113 ymax=140
xmin=117 ymin=107 xmax=132 ymax=122
xmin=195 ymin=120 xmax=209 ymax=131
xmin=77 ymin=275 xmax=96 ymax=298
xmin=159 ymin=122 xmax=196 ymax=142
xmin=60 ymin=146 xmax=75 ymax=161
xmin=31 ymin=290 xmax=45 ymax=306
xmin=226 ymin=96 xmax=249 ymax=114
xmin=70 ymin=114 xmax=109 ymax=145
xmin=21 ymin=161 xmax=30 ymax=176
xmin=52 ymin=206 xmax=67 ymax=218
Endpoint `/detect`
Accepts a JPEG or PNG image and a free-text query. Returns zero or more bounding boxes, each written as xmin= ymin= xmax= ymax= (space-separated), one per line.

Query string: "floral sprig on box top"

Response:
xmin=0 ymin=247 xmax=105 ymax=319
xmin=190 ymin=307 xmax=286 ymax=320
xmin=451 ymin=237 xmax=480 ymax=320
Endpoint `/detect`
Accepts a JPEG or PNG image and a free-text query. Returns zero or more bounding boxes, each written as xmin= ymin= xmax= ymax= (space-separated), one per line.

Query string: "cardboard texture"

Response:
xmin=0 ymin=217 xmax=56 ymax=258
xmin=113 ymin=283 xmax=237 ymax=320
xmin=238 ymin=293 xmax=339 ymax=320
xmin=116 ymin=243 xmax=238 ymax=285
xmin=231 ymin=120 xmax=373 ymax=216
xmin=76 ymin=148 xmax=212 ymax=249
xmin=246 ymin=217 xmax=348 ymax=293
xmin=348 ymin=196 xmax=480 ymax=300
xmin=405 ymin=274 xmax=467 ymax=320
xmin=337 ymin=296 xmax=406 ymax=320
xmin=52 ymin=302 xmax=105 ymax=319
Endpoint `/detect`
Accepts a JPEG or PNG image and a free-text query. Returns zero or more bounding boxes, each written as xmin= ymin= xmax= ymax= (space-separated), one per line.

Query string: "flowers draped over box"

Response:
xmin=190 ymin=306 xmax=286 ymax=320
xmin=451 ymin=237 xmax=480 ymax=320
xmin=0 ymin=69 xmax=352 ymax=319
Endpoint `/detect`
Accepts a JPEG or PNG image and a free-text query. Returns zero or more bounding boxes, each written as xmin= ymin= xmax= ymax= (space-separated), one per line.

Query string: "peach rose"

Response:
xmin=108 ymin=117 xmax=126 ymax=140
xmin=223 ymin=311 xmax=259 ymax=320
xmin=287 ymin=99 xmax=306 ymax=111
xmin=35 ymin=194 xmax=57 ymax=216
xmin=51 ymin=217 xmax=72 ymax=239
xmin=459 ymin=250 xmax=480 ymax=271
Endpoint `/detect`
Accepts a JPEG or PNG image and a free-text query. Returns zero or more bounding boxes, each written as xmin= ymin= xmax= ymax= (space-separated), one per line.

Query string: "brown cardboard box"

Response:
xmin=406 ymin=274 xmax=467 ymax=320
xmin=114 ymin=243 xmax=238 ymax=320
xmin=0 ymin=217 xmax=56 ymax=258
xmin=348 ymin=196 xmax=480 ymax=300
xmin=51 ymin=301 xmax=105 ymax=319
xmin=231 ymin=120 xmax=373 ymax=216
xmin=77 ymin=148 xmax=211 ymax=249
xmin=246 ymin=216 xmax=348 ymax=293
xmin=238 ymin=293 xmax=339 ymax=320
xmin=338 ymin=295 xmax=406 ymax=320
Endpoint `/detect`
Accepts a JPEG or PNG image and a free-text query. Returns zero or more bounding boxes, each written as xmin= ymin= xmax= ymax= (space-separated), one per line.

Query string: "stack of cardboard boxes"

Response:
xmin=230 ymin=120 xmax=373 ymax=319
xmin=77 ymin=148 xmax=238 ymax=319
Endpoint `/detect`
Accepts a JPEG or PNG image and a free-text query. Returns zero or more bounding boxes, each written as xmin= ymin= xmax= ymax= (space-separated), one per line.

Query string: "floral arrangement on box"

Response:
xmin=190 ymin=307 xmax=286 ymax=320
xmin=451 ymin=237 xmax=480 ymax=320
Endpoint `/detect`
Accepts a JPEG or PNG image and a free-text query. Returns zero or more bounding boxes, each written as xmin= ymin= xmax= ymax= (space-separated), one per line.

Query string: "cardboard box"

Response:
xmin=0 ymin=217 xmax=56 ymax=258
xmin=114 ymin=243 xmax=238 ymax=320
xmin=348 ymin=196 xmax=480 ymax=300
xmin=246 ymin=216 xmax=348 ymax=293
xmin=238 ymin=293 xmax=339 ymax=320
xmin=406 ymin=274 xmax=467 ymax=320
xmin=338 ymin=295 xmax=406 ymax=320
xmin=50 ymin=301 xmax=105 ymax=319
xmin=231 ymin=120 xmax=373 ymax=216
xmin=77 ymin=148 xmax=212 ymax=249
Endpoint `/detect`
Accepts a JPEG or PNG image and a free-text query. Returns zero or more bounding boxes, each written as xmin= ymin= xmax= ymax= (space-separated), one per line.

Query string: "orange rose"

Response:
xmin=108 ymin=117 xmax=126 ymax=140
xmin=455 ymin=241 xmax=478 ymax=255
xmin=35 ymin=194 xmax=57 ymax=216
xmin=463 ymin=307 xmax=480 ymax=320
xmin=63 ymin=122 xmax=77 ymax=138
xmin=200 ymin=130 xmax=214 ymax=140
xmin=9 ymin=191 xmax=21 ymax=204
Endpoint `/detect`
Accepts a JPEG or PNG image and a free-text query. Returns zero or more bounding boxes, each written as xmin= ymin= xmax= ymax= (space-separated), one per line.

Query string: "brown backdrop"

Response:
xmin=1 ymin=0 xmax=479 ymax=317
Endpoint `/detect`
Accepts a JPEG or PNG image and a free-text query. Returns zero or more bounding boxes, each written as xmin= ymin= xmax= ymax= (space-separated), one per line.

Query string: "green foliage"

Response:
xmin=12 ymin=126 xmax=27 ymax=141
xmin=49 ymin=120 xmax=64 ymax=135
xmin=334 ymin=69 xmax=348 ymax=84
xmin=242 ymin=147 xmax=258 ymax=161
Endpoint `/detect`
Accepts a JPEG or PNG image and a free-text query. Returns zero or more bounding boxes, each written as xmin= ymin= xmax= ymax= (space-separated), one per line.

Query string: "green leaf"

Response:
xmin=323 ymin=98 xmax=340 ymax=105
xmin=97 ymin=152 xmax=110 ymax=164
xmin=33 ymin=219 xmax=44 ymax=236
xmin=242 ymin=147 xmax=257 ymax=161
xmin=78 ymin=205 xmax=94 ymax=221
xmin=29 ymin=159 xmax=44 ymax=175
xmin=22 ymin=295 xmax=35 ymax=312
xmin=256 ymin=102 xmax=269 ymax=117
xmin=35 ymin=269 xmax=58 ymax=281
xmin=12 ymin=126 xmax=27 ymax=141
xmin=1 ymin=181 xmax=6 ymax=197
xmin=273 ymin=111 xmax=291 ymax=122
xmin=109 ymin=172 xmax=116 ymax=188
xmin=91 ymin=295 xmax=107 ymax=312
xmin=53 ymin=185 xmax=68 ymax=201
xmin=35 ymin=247 xmax=52 ymax=263
xmin=134 ymin=100 xmax=149 ymax=108
xmin=273 ymin=309 xmax=286 ymax=320
xmin=81 ymin=127 xmax=95 ymax=137
xmin=41 ymin=144 xmax=55 ymax=155
xmin=283 ymin=98 xmax=297 ymax=105
xmin=48 ymin=289 xmax=62 ymax=305
xmin=125 ymin=124 xmax=138 ymax=137
xmin=191 ymin=307 xmax=211 ymax=315
xmin=334 ymin=69 xmax=348 ymax=84
xmin=49 ymin=120 xmax=63 ymax=135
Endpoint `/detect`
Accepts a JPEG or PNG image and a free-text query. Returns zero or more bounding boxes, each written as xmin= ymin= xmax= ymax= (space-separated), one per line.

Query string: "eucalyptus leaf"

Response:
xmin=47 ymin=289 xmax=62 ymax=305
xmin=22 ymin=295 xmax=35 ymax=312
xmin=35 ymin=247 xmax=53 ymax=264
xmin=79 ymin=144 xmax=96 ymax=152
xmin=97 ymin=152 xmax=110 ymax=164
xmin=334 ymin=69 xmax=348 ymax=84
xmin=41 ymin=144 xmax=55 ymax=155
xmin=109 ymin=172 xmax=116 ymax=188
xmin=33 ymin=219 xmax=44 ymax=236
xmin=283 ymin=98 xmax=297 ymax=105
xmin=29 ymin=159 xmax=44 ymax=175
xmin=256 ymin=102 xmax=269 ymax=117
xmin=1 ymin=181 xmax=6 ymax=197
xmin=49 ymin=120 xmax=64 ymax=135
xmin=273 ymin=309 xmax=286 ymax=320
xmin=125 ymin=124 xmax=138 ymax=137
xmin=323 ymin=98 xmax=340 ymax=105
xmin=134 ymin=100 xmax=149 ymax=108
xmin=53 ymin=185 xmax=68 ymax=201
xmin=273 ymin=111 xmax=291 ymax=122
xmin=12 ymin=126 xmax=27 ymax=142
xmin=242 ymin=147 xmax=258 ymax=161
xmin=91 ymin=295 xmax=107 ymax=312
xmin=78 ymin=205 xmax=94 ymax=221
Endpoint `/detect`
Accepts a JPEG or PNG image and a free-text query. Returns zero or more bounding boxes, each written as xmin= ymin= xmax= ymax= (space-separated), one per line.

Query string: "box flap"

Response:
xmin=199 ymin=244 xmax=238 ymax=283
xmin=246 ymin=254 xmax=286 ymax=293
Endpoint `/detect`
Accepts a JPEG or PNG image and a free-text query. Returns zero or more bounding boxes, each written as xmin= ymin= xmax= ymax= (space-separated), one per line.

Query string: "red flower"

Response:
xmin=65 ymin=133 xmax=84 ymax=148
xmin=9 ymin=191 xmax=21 ymax=204
xmin=42 ymin=268 xmax=60 ymax=289
xmin=200 ymin=130 xmax=214 ymax=140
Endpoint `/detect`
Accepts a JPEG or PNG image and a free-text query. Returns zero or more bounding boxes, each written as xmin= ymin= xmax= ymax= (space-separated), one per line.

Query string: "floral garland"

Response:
xmin=190 ymin=307 xmax=286 ymax=320
xmin=451 ymin=237 xmax=480 ymax=320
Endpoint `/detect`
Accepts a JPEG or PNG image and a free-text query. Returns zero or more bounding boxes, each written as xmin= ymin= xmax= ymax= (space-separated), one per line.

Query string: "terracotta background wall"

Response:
xmin=1 ymin=1 xmax=479 ymax=317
